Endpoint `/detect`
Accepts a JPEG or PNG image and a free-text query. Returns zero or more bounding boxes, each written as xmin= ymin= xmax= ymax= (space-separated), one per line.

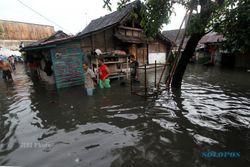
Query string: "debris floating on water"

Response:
xmin=74 ymin=157 xmax=81 ymax=163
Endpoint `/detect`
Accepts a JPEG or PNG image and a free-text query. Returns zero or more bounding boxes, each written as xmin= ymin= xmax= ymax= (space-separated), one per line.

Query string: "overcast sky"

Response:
xmin=0 ymin=0 xmax=186 ymax=35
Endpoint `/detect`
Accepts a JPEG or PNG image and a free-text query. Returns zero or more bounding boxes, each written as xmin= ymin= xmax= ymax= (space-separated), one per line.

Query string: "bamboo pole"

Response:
xmin=166 ymin=6 xmax=194 ymax=87
xmin=157 ymin=9 xmax=189 ymax=90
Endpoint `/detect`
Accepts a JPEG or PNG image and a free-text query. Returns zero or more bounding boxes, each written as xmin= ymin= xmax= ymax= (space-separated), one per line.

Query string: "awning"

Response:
xmin=21 ymin=44 xmax=56 ymax=51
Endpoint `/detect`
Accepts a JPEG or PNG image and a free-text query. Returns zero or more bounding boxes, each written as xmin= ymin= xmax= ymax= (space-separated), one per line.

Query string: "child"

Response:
xmin=83 ymin=63 xmax=96 ymax=96
xmin=98 ymin=58 xmax=111 ymax=89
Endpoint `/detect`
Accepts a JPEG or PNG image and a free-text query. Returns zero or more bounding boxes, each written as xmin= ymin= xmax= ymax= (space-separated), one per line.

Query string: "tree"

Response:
xmin=171 ymin=0 xmax=222 ymax=88
xmin=103 ymin=0 xmax=248 ymax=88
xmin=213 ymin=0 xmax=250 ymax=54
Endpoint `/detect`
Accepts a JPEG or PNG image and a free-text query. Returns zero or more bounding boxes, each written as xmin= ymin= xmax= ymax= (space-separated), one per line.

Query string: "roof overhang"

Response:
xmin=21 ymin=44 xmax=56 ymax=52
xmin=114 ymin=33 xmax=146 ymax=44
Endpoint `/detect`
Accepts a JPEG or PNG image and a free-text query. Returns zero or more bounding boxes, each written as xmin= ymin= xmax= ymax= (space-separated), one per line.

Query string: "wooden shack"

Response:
xmin=76 ymin=1 xmax=172 ymax=68
xmin=89 ymin=50 xmax=130 ymax=80
xmin=21 ymin=31 xmax=84 ymax=89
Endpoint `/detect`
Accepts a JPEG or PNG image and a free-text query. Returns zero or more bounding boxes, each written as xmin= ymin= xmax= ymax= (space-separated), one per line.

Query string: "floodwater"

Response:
xmin=0 ymin=64 xmax=250 ymax=167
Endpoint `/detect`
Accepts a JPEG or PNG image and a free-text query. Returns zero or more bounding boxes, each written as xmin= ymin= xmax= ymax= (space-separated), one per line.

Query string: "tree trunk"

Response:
xmin=170 ymin=0 xmax=215 ymax=88
xmin=171 ymin=33 xmax=204 ymax=88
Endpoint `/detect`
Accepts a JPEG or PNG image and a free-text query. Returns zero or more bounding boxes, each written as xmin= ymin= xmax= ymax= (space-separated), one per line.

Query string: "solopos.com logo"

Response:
xmin=202 ymin=151 xmax=240 ymax=158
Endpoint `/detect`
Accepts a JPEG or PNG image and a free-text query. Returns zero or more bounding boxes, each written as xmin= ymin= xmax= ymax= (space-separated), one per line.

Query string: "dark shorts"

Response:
xmin=2 ymin=70 xmax=12 ymax=80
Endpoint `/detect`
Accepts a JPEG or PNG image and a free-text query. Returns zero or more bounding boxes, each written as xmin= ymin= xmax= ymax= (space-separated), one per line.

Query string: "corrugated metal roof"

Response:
xmin=199 ymin=32 xmax=224 ymax=44
xmin=77 ymin=2 xmax=135 ymax=36
xmin=162 ymin=29 xmax=185 ymax=43
xmin=162 ymin=30 xmax=224 ymax=49
xmin=21 ymin=31 xmax=74 ymax=51
xmin=25 ymin=31 xmax=69 ymax=47
xmin=162 ymin=29 xmax=189 ymax=48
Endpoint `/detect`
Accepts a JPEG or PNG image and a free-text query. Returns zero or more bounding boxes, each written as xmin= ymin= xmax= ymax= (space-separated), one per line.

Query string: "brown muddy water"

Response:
xmin=0 ymin=64 xmax=250 ymax=167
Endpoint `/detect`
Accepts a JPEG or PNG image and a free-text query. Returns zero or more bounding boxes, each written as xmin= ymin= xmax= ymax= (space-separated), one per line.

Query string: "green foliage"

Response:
xmin=213 ymin=0 xmax=250 ymax=54
xmin=104 ymin=0 xmax=250 ymax=54
xmin=187 ymin=0 xmax=225 ymax=34
xmin=104 ymin=0 xmax=173 ymax=37
xmin=117 ymin=0 xmax=132 ymax=9
xmin=103 ymin=0 xmax=132 ymax=11
xmin=139 ymin=0 xmax=173 ymax=37
xmin=103 ymin=0 xmax=112 ymax=11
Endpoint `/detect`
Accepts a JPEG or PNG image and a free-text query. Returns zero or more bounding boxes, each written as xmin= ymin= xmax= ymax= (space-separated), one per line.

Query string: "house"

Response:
xmin=21 ymin=31 xmax=84 ymax=89
xmin=76 ymin=1 xmax=172 ymax=66
xmin=21 ymin=1 xmax=173 ymax=88
xmin=200 ymin=33 xmax=250 ymax=69
xmin=162 ymin=30 xmax=225 ymax=65
xmin=162 ymin=29 xmax=189 ymax=52
xmin=197 ymin=32 xmax=224 ymax=65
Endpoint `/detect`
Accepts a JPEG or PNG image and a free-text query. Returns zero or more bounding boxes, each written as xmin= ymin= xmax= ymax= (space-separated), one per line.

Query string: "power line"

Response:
xmin=16 ymin=0 xmax=72 ymax=34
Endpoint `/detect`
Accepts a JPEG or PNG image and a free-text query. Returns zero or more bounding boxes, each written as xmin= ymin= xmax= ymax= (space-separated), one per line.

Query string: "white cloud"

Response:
xmin=0 ymin=0 xmax=185 ymax=34
xmin=162 ymin=4 xmax=186 ymax=31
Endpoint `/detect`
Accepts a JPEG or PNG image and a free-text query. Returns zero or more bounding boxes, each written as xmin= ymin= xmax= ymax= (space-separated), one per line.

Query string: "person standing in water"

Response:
xmin=0 ymin=59 xmax=13 ymax=81
xmin=83 ymin=63 xmax=96 ymax=96
xmin=98 ymin=58 xmax=110 ymax=89
xmin=129 ymin=54 xmax=139 ymax=82
xmin=8 ymin=55 xmax=16 ymax=71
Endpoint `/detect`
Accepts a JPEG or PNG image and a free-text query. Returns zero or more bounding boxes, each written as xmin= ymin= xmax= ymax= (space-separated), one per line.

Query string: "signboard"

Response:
xmin=51 ymin=44 xmax=84 ymax=89
xmin=148 ymin=53 xmax=166 ymax=64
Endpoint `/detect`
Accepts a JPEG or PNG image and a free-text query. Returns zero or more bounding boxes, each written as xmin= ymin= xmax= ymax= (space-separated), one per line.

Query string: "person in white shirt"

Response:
xmin=83 ymin=63 xmax=96 ymax=96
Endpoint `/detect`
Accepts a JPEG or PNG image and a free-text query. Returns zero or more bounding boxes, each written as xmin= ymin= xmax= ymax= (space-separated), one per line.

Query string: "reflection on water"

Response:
xmin=0 ymin=64 xmax=250 ymax=167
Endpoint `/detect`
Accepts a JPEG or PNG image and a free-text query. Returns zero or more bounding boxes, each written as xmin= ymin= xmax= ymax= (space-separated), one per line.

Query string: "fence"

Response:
xmin=130 ymin=61 xmax=171 ymax=98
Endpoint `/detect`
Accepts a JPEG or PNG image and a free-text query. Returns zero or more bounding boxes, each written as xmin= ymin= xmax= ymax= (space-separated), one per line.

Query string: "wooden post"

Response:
xmin=126 ymin=56 xmax=129 ymax=79
xmin=96 ymin=58 xmax=99 ymax=84
xmin=155 ymin=60 xmax=157 ymax=88
xmin=104 ymin=30 xmax=107 ymax=51
xmin=144 ymin=64 xmax=147 ymax=98
xmin=130 ymin=74 xmax=133 ymax=94
xmin=91 ymin=36 xmax=94 ymax=50
xmin=157 ymin=63 xmax=167 ymax=90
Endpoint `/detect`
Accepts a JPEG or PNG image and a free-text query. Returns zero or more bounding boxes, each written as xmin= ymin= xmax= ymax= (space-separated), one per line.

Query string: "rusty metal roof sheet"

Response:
xmin=199 ymin=32 xmax=224 ymax=44
xmin=21 ymin=31 xmax=75 ymax=51
xmin=162 ymin=29 xmax=189 ymax=48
